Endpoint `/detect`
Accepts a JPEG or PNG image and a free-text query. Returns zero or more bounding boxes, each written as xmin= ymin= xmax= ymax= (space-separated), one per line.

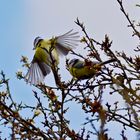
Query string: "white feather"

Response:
xmin=55 ymin=30 xmax=80 ymax=56
xmin=26 ymin=63 xmax=44 ymax=85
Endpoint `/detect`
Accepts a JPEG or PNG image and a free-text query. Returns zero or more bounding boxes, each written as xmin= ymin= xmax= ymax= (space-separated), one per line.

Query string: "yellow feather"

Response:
xmin=33 ymin=39 xmax=59 ymax=65
xmin=69 ymin=64 xmax=101 ymax=79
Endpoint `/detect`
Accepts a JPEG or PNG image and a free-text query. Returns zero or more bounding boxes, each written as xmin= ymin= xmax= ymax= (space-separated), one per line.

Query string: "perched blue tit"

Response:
xmin=67 ymin=58 xmax=116 ymax=79
xmin=26 ymin=30 xmax=79 ymax=85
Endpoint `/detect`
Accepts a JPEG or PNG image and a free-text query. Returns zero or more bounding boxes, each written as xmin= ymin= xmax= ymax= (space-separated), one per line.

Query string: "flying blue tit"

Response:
xmin=67 ymin=58 xmax=116 ymax=79
xmin=26 ymin=30 xmax=79 ymax=85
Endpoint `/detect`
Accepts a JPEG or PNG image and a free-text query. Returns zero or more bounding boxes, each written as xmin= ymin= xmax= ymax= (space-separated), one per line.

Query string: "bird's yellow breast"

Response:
xmin=33 ymin=39 xmax=59 ymax=65
xmin=69 ymin=64 xmax=101 ymax=79
xmin=34 ymin=47 xmax=48 ymax=62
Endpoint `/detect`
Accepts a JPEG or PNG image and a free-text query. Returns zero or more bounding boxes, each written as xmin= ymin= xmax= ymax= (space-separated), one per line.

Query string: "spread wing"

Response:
xmin=26 ymin=62 xmax=51 ymax=85
xmin=55 ymin=29 xmax=80 ymax=56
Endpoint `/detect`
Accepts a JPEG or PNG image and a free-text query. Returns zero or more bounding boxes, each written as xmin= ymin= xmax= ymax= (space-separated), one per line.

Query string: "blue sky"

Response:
xmin=0 ymin=0 xmax=139 ymax=139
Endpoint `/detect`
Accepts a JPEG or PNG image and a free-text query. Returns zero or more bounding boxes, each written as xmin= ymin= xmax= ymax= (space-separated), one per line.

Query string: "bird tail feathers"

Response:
xmin=100 ymin=59 xmax=116 ymax=66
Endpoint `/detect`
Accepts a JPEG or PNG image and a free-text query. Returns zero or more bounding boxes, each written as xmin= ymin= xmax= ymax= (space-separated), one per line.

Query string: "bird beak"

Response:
xmin=33 ymin=46 xmax=36 ymax=50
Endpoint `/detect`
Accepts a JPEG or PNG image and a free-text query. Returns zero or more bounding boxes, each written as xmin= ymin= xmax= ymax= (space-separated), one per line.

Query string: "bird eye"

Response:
xmin=33 ymin=37 xmax=43 ymax=49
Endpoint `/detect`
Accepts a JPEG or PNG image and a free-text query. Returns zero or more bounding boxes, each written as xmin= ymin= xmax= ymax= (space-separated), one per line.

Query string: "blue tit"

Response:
xmin=26 ymin=30 xmax=79 ymax=85
xmin=67 ymin=58 xmax=116 ymax=79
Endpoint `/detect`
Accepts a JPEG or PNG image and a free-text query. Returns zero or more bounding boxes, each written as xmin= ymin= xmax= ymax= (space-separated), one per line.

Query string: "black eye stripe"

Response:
xmin=34 ymin=37 xmax=43 ymax=47
xmin=69 ymin=59 xmax=79 ymax=67
xmin=73 ymin=59 xmax=79 ymax=66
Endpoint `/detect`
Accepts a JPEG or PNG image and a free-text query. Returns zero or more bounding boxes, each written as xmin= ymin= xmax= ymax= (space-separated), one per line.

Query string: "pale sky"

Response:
xmin=0 ymin=0 xmax=139 ymax=139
